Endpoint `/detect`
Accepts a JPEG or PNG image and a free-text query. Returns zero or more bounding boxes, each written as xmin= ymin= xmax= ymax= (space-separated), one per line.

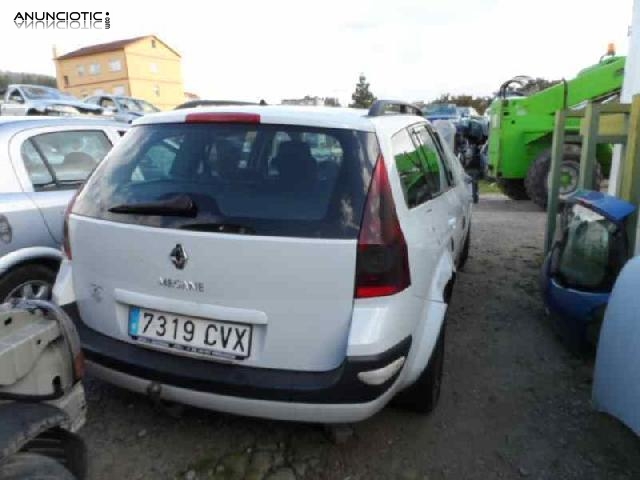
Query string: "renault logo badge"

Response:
xmin=169 ymin=244 xmax=188 ymax=270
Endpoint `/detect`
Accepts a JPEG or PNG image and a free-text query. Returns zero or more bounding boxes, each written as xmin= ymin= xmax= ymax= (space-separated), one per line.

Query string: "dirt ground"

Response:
xmin=80 ymin=195 xmax=640 ymax=480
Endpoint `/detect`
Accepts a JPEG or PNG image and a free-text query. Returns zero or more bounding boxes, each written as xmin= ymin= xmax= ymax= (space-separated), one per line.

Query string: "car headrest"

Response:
xmin=272 ymin=141 xmax=317 ymax=188
xmin=62 ymin=151 xmax=96 ymax=169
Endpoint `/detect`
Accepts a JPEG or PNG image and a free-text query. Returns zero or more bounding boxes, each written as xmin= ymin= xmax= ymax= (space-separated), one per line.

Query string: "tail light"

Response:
xmin=63 ymin=189 xmax=80 ymax=260
xmin=355 ymin=155 xmax=410 ymax=298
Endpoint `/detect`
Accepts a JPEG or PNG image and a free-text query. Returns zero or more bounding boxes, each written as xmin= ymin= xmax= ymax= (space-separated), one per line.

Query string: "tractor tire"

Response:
xmin=525 ymin=145 xmax=602 ymax=209
xmin=393 ymin=321 xmax=445 ymax=414
xmin=0 ymin=453 xmax=76 ymax=480
xmin=496 ymin=178 xmax=528 ymax=200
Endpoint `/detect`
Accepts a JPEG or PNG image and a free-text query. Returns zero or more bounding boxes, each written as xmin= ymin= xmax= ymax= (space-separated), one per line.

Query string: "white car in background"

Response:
xmin=54 ymin=101 xmax=473 ymax=423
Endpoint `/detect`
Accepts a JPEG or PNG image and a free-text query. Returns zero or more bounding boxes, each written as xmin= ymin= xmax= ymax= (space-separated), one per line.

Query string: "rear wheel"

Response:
xmin=525 ymin=145 xmax=602 ymax=209
xmin=393 ymin=322 xmax=445 ymax=414
xmin=496 ymin=178 xmax=528 ymax=200
xmin=0 ymin=264 xmax=56 ymax=303
xmin=458 ymin=226 xmax=471 ymax=271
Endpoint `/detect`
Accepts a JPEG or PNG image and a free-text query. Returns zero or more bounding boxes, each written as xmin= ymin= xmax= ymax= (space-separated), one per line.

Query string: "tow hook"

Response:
xmin=145 ymin=381 xmax=184 ymax=418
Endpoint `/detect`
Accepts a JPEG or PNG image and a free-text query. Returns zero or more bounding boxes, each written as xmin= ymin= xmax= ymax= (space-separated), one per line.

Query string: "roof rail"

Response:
xmin=368 ymin=100 xmax=423 ymax=117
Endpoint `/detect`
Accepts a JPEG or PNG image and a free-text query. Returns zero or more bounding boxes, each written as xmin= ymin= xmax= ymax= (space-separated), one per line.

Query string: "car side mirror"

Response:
xmin=10 ymin=95 xmax=24 ymax=104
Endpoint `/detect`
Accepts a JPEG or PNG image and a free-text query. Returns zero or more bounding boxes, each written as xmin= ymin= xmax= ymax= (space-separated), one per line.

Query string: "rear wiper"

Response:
xmin=57 ymin=179 xmax=84 ymax=186
xmin=108 ymin=194 xmax=197 ymax=217
xmin=33 ymin=181 xmax=58 ymax=190
xmin=34 ymin=180 xmax=82 ymax=190
xmin=180 ymin=222 xmax=255 ymax=235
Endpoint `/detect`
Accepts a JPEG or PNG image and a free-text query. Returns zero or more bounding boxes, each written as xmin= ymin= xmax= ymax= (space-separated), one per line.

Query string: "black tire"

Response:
xmin=0 ymin=264 xmax=56 ymax=303
xmin=393 ymin=322 xmax=445 ymax=414
xmin=458 ymin=226 xmax=471 ymax=271
xmin=0 ymin=453 xmax=76 ymax=480
xmin=496 ymin=178 xmax=528 ymax=200
xmin=524 ymin=145 xmax=602 ymax=209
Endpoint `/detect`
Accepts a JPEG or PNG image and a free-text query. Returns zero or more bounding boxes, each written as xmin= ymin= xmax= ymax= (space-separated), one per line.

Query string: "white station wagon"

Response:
xmin=53 ymin=101 xmax=473 ymax=423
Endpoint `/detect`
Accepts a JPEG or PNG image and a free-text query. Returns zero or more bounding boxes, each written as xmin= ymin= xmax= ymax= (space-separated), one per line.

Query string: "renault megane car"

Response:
xmin=53 ymin=100 xmax=473 ymax=423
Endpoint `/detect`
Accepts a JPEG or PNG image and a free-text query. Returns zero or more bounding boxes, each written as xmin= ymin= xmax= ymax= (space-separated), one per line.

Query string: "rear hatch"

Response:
xmin=68 ymin=116 xmax=378 ymax=371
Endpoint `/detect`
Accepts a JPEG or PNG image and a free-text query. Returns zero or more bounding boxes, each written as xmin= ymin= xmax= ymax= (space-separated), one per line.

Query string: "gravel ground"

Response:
xmin=80 ymin=195 xmax=640 ymax=480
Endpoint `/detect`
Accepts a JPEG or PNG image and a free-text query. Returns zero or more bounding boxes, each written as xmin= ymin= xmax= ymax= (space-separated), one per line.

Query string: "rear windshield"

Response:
xmin=73 ymin=123 xmax=379 ymax=239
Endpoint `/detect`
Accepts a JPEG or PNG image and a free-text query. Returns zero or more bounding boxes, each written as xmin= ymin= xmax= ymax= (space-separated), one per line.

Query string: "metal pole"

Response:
xmin=620 ymin=94 xmax=640 ymax=254
xmin=545 ymin=110 xmax=567 ymax=254
xmin=578 ymin=103 xmax=599 ymax=189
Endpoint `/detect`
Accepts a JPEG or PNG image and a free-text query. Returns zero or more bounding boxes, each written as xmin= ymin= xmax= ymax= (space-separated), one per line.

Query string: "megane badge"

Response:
xmin=169 ymin=244 xmax=188 ymax=270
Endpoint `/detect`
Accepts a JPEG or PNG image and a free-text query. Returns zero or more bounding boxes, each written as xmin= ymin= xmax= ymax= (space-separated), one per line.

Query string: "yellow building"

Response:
xmin=53 ymin=35 xmax=184 ymax=110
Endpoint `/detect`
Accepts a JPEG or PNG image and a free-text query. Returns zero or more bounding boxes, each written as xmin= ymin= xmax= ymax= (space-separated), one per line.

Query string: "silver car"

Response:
xmin=0 ymin=117 xmax=125 ymax=302
xmin=1 ymin=84 xmax=103 ymax=117
xmin=83 ymin=95 xmax=160 ymax=124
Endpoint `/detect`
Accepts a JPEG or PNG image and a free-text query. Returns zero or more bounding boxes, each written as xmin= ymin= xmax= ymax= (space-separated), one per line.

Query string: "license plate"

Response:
xmin=129 ymin=307 xmax=252 ymax=359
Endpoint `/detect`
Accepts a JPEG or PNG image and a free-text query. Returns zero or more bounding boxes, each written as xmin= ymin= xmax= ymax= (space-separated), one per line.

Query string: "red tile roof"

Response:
xmin=55 ymin=35 xmax=179 ymax=60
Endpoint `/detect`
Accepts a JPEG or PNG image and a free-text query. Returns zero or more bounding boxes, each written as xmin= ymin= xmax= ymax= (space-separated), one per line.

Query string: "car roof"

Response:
xmin=0 ymin=116 xmax=125 ymax=133
xmin=8 ymin=84 xmax=56 ymax=89
xmin=134 ymin=105 xmax=425 ymax=133
xmin=106 ymin=95 xmax=139 ymax=100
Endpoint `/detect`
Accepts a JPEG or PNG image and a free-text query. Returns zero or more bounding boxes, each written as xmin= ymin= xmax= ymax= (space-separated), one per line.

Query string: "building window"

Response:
xmin=113 ymin=85 xmax=125 ymax=95
xmin=109 ymin=59 xmax=122 ymax=72
xmin=63 ymin=75 xmax=69 ymax=87
xmin=76 ymin=65 xmax=85 ymax=77
xmin=151 ymin=39 xmax=157 ymax=48
xmin=89 ymin=63 xmax=101 ymax=75
xmin=154 ymin=85 xmax=160 ymax=97
xmin=150 ymin=63 xmax=158 ymax=74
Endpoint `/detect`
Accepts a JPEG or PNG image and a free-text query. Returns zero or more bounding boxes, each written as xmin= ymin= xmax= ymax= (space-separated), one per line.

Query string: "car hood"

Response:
xmin=37 ymin=99 xmax=103 ymax=112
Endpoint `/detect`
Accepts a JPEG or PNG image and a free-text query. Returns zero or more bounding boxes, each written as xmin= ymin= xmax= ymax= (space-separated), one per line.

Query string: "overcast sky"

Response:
xmin=1 ymin=0 xmax=634 ymax=105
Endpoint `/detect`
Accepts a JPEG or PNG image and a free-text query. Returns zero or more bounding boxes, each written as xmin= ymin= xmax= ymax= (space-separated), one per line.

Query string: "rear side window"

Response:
xmin=411 ymin=125 xmax=448 ymax=192
xmin=20 ymin=130 xmax=112 ymax=190
xmin=74 ymin=123 xmax=379 ymax=239
xmin=392 ymin=125 xmax=446 ymax=208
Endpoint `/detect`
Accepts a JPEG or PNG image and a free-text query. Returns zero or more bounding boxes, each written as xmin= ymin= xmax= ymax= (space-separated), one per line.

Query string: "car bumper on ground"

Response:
xmin=62 ymin=303 xmax=411 ymax=423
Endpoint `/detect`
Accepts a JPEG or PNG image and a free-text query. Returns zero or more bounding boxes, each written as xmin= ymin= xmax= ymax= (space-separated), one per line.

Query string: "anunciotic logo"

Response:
xmin=14 ymin=11 xmax=111 ymax=29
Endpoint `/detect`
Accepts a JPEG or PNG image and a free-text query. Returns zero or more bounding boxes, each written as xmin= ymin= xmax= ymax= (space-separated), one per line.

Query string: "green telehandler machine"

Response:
xmin=487 ymin=50 xmax=626 ymax=208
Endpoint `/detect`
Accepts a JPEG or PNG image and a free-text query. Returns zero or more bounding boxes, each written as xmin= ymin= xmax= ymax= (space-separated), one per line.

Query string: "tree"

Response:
xmin=349 ymin=74 xmax=376 ymax=108
xmin=0 ymin=71 xmax=57 ymax=92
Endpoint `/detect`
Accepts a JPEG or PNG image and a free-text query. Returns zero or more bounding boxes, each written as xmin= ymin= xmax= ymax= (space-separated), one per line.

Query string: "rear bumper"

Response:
xmin=63 ymin=303 xmax=410 ymax=421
